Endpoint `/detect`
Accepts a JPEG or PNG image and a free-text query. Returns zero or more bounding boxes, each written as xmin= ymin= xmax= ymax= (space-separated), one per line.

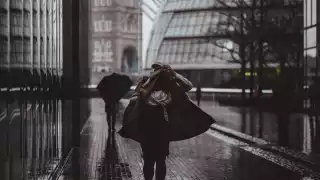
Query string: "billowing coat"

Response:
xmin=118 ymin=64 xmax=216 ymax=142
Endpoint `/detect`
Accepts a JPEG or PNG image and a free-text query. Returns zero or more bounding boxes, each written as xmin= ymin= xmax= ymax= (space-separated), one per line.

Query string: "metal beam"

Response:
xmin=143 ymin=9 xmax=155 ymax=21
xmin=139 ymin=0 xmax=157 ymax=14
xmin=152 ymin=0 xmax=160 ymax=8
xmin=139 ymin=0 xmax=164 ymax=20
xmin=154 ymin=0 xmax=163 ymax=4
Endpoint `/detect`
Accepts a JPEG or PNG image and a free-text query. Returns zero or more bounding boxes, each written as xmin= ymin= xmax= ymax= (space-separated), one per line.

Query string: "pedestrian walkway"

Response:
xmin=57 ymin=98 xmax=319 ymax=180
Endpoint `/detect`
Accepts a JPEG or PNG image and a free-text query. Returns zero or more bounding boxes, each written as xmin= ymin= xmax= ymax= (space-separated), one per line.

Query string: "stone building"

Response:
xmin=89 ymin=0 xmax=143 ymax=85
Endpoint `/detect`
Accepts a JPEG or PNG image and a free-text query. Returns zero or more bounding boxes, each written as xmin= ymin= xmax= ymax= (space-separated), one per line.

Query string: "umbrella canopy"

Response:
xmin=97 ymin=73 xmax=133 ymax=104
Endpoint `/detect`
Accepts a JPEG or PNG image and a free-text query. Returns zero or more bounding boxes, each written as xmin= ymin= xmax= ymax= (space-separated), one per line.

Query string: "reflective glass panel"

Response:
xmin=146 ymin=13 xmax=173 ymax=68
xmin=305 ymin=27 xmax=317 ymax=48
xmin=156 ymin=38 xmax=239 ymax=65
xmin=165 ymin=11 xmax=237 ymax=37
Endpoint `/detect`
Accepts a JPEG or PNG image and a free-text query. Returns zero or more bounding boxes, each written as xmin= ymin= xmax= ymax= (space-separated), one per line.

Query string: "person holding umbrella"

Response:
xmin=97 ymin=72 xmax=133 ymax=131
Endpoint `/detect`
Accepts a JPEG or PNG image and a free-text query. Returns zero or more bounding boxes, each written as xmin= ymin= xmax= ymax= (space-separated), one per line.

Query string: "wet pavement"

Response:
xmin=59 ymin=98 xmax=319 ymax=180
xmin=198 ymin=101 xmax=320 ymax=155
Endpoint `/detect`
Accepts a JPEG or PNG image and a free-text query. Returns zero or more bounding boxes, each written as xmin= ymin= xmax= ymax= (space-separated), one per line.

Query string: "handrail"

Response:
xmin=2 ymin=85 xmax=311 ymax=94
xmin=85 ymin=85 xmax=273 ymax=94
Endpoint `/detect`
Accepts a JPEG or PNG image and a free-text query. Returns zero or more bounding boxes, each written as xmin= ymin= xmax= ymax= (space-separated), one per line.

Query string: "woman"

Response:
xmin=138 ymin=66 xmax=192 ymax=180
xmin=120 ymin=64 xmax=213 ymax=179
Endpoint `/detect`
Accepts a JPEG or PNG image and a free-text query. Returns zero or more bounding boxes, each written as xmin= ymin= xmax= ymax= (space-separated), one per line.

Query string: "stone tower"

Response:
xmin=89 ymin=0 xmax=143 ymax=84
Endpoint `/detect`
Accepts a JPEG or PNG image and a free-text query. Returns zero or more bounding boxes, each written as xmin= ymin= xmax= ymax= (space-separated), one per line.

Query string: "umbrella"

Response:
xmin=97 ymin=73 xmax=133 ymax=104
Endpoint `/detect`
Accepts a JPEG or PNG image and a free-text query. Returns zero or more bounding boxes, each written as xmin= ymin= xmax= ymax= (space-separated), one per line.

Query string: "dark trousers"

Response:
xmin=143 ymin=155 xmax=166 ymax=180
xmin=105 ymin=103 xmax=117 ymax=130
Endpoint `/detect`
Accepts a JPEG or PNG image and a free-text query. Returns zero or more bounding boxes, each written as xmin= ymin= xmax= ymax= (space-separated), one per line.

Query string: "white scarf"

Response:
xmin=146 ymin=90 xmax=172 ymax=122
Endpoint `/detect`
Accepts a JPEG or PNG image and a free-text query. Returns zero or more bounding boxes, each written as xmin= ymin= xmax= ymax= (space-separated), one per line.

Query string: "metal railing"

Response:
xmin=86 ymin=84 xmax=274 ymax=94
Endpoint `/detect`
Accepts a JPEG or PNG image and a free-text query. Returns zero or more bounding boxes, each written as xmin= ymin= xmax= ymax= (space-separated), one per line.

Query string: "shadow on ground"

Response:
xmin=99 ymin=131 xmax=132 ymax=180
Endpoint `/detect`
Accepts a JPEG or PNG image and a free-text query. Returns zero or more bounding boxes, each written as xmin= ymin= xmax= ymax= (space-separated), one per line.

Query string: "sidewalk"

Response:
xmin=198 ymin=101 xmax=320 ymax=170
xmin=58 ymin=98 xmax=319 ymax=180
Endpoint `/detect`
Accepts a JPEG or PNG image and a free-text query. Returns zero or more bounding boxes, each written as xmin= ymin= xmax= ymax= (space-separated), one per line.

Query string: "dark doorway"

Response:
xmin=121 ymin=46 xmax=138 ymax=73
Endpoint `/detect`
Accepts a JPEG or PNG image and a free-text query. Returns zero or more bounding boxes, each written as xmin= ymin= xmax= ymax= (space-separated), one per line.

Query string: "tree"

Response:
xmin=205 ymin=0 xmax=303 ymax=99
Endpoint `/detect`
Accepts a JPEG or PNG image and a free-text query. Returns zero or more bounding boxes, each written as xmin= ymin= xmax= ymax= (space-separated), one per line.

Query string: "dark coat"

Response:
xmin=119 ymin=95 xmax=215 ymax=142
xmin=118 ymin=66 xmax=216 ymax=143
xmin=139 ymin=103 xmax=170 ymax=158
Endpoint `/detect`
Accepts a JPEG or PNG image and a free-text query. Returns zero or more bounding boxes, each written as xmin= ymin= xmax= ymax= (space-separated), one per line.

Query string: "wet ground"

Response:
xmin=59 ymin=98 xmax=319 ymax=180
xmin=0 ymin=97 xmax=319 ymax=179
xmin=199 ymin=101 xmax=320 ymax=155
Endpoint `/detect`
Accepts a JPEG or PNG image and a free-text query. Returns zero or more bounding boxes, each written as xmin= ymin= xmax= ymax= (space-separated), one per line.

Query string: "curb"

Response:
xmin=210 ymin=124 xmax=320 ymax=173
xmin=210 ymin=124 xmax=269 ymax=145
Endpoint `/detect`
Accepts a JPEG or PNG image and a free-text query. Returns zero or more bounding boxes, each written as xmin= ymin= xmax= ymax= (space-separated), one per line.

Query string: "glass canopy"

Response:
xmin=145 ymin=6 xmax=239 ymax=68
xmin=165 ymin=10 xmax=238 ymax=37
xmin=163 ymin=0 xmax=299 ymax=12
xmin=155 ymin=39 xmax=239 ymax=65
xmin=145 ymin=0 xmax=299 ymax=69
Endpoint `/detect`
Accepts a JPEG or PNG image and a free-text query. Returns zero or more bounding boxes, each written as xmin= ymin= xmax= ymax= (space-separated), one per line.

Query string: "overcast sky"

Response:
xmin=142 ymin=1 xmax=159 ymax=67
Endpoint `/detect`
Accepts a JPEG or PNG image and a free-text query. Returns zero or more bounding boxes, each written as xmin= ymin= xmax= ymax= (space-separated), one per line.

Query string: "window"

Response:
xmin=304 ymin=0 xmax=317 ymax=27
xmin=124 ymin=0 xmax=135 ymax=7
xmin=304 ymin=0 xmax=319 ymax=78
xmin=93 ymin=0 xmax=112 ymax=7
xmin=305 ymin=27 xmax=317 ymax=48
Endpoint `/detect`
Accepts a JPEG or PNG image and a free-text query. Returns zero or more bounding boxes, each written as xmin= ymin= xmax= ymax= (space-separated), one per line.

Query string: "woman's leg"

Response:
xmin=155 ymin=156 xmax=167 ymax=180
xmin=106 ymin=104 xmax=112 ymax=130
xmin=143 ymin=155 xmax=156 ymax=180
xmin=111 ymin=104 xmax=116 ymax=130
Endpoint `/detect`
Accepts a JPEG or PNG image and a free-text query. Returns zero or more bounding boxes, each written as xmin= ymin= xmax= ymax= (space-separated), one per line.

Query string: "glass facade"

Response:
xmin=163 ymin=0 xmax=217 ymax=11
xmin=156 ymin=39 xmax=239 ymax=65
xmin=146 ymin=0 xmax=303 ymax=87
xmin=146 ymin=13 xmax=173 ymax=67
xmin=145 ymin=1 xmax=248 ymax=87
xmin=0 ymin=0 xmax=90 ymax=178
xmin=146 ymin=0 xmax=304 ymax=69
xmin=165 ymin=11 xmax=236 ymax=37
xmin=304 ymin=0 xmax=318 ymax=82
xmin=145 ymin=5 xmax=239 ymax=69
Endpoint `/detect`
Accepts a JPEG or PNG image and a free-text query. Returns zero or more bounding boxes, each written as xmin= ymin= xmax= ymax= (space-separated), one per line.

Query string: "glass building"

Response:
xmin=145 ymin=0 xmax=303 ymax=87
xmin=303 ymin=0 xmax=320 ymax=114
xmin=0 ymin=0 xmax=90 ymax=178
xmin=304 ymin=0 xmax=318 ymax=85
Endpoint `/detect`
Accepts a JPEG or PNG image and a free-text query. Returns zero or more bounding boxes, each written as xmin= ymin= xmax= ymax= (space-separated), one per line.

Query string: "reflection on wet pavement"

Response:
xmin=0 ymin=99 xmax=63 ymax=179
xmin=199 ymin=101 xmax=320 ymax=155
xmin=66 ymin=98 xmax=317 ymax=180
xmin=100 ymin=131 xmax=132 ymax=179
xmin=1 ymin=97 xmax=319 ymax=179
xmin=57 ymin=99 xmax=132 ymax=180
